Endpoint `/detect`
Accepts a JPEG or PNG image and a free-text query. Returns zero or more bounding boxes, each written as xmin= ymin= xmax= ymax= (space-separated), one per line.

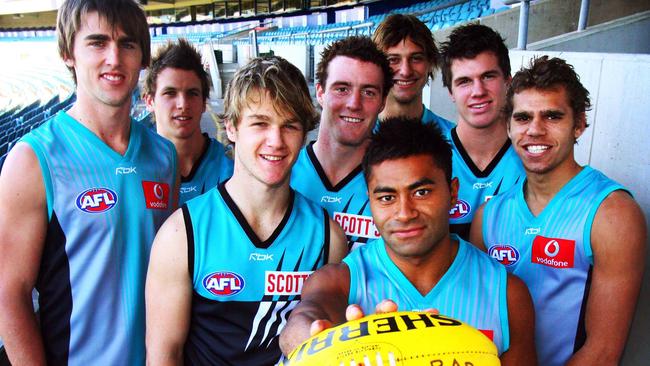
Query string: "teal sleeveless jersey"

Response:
xmin=291 ymin=142 xmax=379 ymax=250
xmin=20 ymin=111 xmax=177 ymax=365
xmin=445 ymin=127 xmax=524 ymax=240
xmin=422 ymin=106 xmax=455 ymax=134
xmin=482 ymin=166 xmax=627 ymax=366
xmin=344 ymin=235 xmax=509 ymax=355
xmin=179 ymin=134 xmax=233 ymax=205
xmin=183 ymin=183 xmax=330 ymax=365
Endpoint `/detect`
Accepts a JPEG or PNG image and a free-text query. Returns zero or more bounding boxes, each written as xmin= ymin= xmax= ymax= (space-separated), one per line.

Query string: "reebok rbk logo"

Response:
xmin=532 ymin=235 xmax=575 ymax=268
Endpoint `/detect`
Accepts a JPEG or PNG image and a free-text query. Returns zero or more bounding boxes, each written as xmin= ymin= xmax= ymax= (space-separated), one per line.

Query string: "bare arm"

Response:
xmin=0 ymin=143 xmax=48 ymax=365
xmin=145 ymin=209 xmax=193 ymax=365
xmin=327 ymin=217 xmax=348 ymax=263
xmin=279 ymin=263 xmax=350 ymax=355
xmin=500 ymin=274 xmax=537 ymax=366
xmin=469 ymin=204 xmax=487 ymax=252
xmin=566 ymin=191 xmax=646 ymax=366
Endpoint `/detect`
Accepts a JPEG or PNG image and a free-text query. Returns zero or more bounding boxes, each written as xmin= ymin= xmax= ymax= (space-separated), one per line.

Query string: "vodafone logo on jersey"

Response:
xmin=265 ymin=271 xmax=312 ymax=296
xmin=203 ymin=271 xmax=245 ymax=296
xmin=142 ymin=181 xmax=170 ymax=210
xmin=532 ymin=236 xmax=575 ymax=268
xmin=489 ymin=245 xmax=520 ymax=266
xmin=449 ymin=199 xmax=471 ymax=219
xmin=76 ymin=188 xmax=118 ymax=213
xmin=333 ymin=212 xmax=380 ymax=239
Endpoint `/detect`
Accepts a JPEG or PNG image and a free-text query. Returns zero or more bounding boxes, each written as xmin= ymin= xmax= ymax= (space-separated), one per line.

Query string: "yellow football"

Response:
xmin=282 ymin=311 xmax=500 ymax=365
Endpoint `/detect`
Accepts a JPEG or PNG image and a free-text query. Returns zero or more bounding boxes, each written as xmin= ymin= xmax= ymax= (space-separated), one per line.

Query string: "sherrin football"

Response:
xmin=282 ymin=311 xmax=500 ymax=366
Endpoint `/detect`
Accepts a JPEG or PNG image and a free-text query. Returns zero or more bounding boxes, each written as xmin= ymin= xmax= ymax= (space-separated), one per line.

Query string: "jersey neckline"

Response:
xmin=305 ymin=141 xmax=363 ymax=192
xmin=218 ymin=181 xmax=295 ymax=249
xmin=451 ymin=127 xmax=512 ymax=178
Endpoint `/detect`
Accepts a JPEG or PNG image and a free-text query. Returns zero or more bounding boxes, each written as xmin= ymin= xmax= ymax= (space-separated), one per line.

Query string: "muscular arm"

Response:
xmin=327 ymin=217 xmax=348 ymax=263
xmin=0 ymin=143 xmax=48 ymax=365
xmin=469 ymin=204 xmax=487 ymax=252
xmin=145 ymin=209 xmax=193 ymax=365
xmin=567 ymin=191 xmax=646 ymax=366
xmin=500 ymin=274 xmax=537 ymax=366
xmin=279 ymin=263 xmax=350 ymax=356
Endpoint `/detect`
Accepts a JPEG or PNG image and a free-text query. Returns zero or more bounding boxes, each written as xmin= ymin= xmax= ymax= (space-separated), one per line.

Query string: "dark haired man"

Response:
xmin=373 ymin=14 xmax=453 ymax=132
xmin=280 ymin=117 xmax=536 ymax=365
xmin=439 ymin=23 xmax=524 ymax=239
xmin=291 ymin=36 xmax=391 ymax=250
xmin=144 ymin=39 xmax=233 ymax=205
xmin=0 ymin=0 xmax=177 ymax=364
xmin=146 ymin=56 xmax=347 ymax=365
xmin=472 ymin=56 xmax=647 ymax=366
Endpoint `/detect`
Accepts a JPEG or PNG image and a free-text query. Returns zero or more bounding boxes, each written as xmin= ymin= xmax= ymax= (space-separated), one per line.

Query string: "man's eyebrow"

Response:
xmin=372 ymin=186 xmax=396 ymax=194
xmin=407 ymin=178 xmax=434 ymax=191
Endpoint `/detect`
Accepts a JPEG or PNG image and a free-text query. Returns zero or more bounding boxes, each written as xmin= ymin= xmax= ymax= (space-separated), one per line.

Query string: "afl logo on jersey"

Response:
xmin=203 ymin=271 xmax=244 ymax=296
xmin=449 ymin=199 xmax=471 ymax=219
xmin=489 ymin=245 xmax=520 ymax=266
xmin=76 ymin=188 xmax=118 ymax=213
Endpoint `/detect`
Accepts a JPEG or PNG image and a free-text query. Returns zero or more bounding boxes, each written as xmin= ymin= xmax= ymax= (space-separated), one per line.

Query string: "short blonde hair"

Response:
xmin=221 ymin=56 xmax=317 ymax=133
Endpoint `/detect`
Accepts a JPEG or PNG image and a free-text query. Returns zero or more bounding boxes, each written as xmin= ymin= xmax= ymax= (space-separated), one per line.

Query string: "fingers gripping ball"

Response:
xmin=282 ymin=311 xmax=500 ymax=366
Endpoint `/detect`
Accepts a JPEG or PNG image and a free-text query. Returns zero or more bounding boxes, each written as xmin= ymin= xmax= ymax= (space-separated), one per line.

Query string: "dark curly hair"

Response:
xmin=363 ymin=116 xmax=452 ymax=186
xmin=505 ymin=55 xmax=591 ymax=127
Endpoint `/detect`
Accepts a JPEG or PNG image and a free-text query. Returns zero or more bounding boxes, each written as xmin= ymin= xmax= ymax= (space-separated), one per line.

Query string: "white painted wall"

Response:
xmin=428 ymin=51 xmax=650 ymax=365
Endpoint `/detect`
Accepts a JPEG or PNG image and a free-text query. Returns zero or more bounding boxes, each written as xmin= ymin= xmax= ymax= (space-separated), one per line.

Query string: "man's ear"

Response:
xmin=144 ymin=94 xmax=155 ymax=112
xmin=450 ymin=177 xmax=459 ymax=209
xmin=225 ymin=118 xmax=237 ymax=143
xmin=315 ymin=83 xmax=325 ymax=107
xmin=574 ymin=112 xmax=587 ymax=142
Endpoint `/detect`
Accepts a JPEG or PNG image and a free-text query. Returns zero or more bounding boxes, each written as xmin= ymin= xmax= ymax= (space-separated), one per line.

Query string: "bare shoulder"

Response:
xmin=591 ymin=190 xmax=646 ymax=253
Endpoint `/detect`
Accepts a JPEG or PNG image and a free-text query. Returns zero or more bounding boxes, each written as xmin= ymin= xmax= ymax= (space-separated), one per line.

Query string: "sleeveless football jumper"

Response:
xmin=291 ymin=142 xmax=379 ymax=250
xmin=482 ymin=166 xmax=627 ymax=366
xmin=183 ymin=183 xmax=330 ymax=365
xmin=344 ymin=235 xmax=510 ymax=355
xmin=446 ymin=127 xmax=524 ymax=240
xmin=179 ymin=134 xmax=233 ymax=205
xmin=421 ymin=106 xmax=455 ymax=134
xmin=21 ymin=111 xmax=177 ymax=365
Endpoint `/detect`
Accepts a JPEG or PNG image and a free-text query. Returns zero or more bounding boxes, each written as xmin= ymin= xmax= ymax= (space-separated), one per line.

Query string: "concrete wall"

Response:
xmin=529 ymin=11 xmax=650 ymax=54
xmin=434 ymin=0 xmax=650 ymax=49
xmin=427 ymin=51 xmax=650 ymax=365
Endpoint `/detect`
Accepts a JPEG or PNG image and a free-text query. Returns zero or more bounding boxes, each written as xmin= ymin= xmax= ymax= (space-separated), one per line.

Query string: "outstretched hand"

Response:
xmin=309 ymin=299 xmax=438 ymax=336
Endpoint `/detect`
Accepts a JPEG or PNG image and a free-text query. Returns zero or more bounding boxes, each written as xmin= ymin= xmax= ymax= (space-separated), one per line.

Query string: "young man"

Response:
xmin=0 ymin=0 xmax=177 ymax=365
xmin=144 ymin=39 xmax=233 ymax=205
xmin=472 ymin=56 xmax=647 ymax=366
xmin=373 ymin=14 xmax=454 ymax=132
xmin=439 ymin=24 xmax=524 ymax=239
xmin=280 ymin=117 xmax=537 ymax=365
xmin=291 ymin=36 xmax=391 ymax=250
xmin=145 ymin=56 xmax=348 ymax=365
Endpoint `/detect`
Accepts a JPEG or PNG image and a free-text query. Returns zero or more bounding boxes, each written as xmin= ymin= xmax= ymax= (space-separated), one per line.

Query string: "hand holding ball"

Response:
xmin=282 ymin=311 xmax=500 ymax=365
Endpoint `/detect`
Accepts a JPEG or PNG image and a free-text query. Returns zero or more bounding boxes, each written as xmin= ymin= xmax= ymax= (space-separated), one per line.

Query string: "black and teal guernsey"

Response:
xmin=182 ymin=182 xmax=331 ymax=365
xmin=291 ymin=142 xmax=379 ymax=251
xmin=179 ymin=134 xmax=233 ymax=205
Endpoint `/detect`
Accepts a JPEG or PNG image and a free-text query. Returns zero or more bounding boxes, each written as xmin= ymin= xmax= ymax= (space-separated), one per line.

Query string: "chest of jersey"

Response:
xmin=291 ymin=144 xmax=379 ymax=250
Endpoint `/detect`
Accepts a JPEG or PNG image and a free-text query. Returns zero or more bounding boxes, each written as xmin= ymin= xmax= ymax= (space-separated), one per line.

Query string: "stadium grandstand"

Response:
xmin=0 ymin=0 xmax=649 ymax=364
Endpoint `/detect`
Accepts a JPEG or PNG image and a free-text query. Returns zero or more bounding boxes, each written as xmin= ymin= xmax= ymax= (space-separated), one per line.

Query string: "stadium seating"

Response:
xmin=0 ymin=93 xmax=75 ymax=172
